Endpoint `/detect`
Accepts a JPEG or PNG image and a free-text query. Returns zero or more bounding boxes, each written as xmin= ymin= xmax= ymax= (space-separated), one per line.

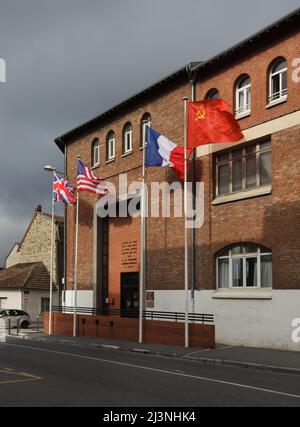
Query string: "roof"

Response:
xmin=0 ymin=262 xmax=52 ymax=291
xmin=54 ymin=7 xmax=300 ymax=151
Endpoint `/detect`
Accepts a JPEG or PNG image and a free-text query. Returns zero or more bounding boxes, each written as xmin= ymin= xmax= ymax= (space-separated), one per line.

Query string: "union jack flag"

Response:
xmin=77 ymin=160 xmax=108 ymax=195
xmin=53 ymin=173 xmax=77 ymax=206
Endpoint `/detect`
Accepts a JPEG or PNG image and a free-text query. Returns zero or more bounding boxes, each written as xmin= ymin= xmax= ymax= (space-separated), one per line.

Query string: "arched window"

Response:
xmin=235 ymin=75 xmax=251 ymax=116
xmin=122 ymin=122 xmax=133 ymax=155
xmin=91 ymin=138 xmax=100 ymax=167
xmin=106 ymin=130 xmax=115 ymax=162
xmin=205 ymin=88 xmax=220 ymax=100
xmin=268 ymin=58 xmax=287 ymax=103
xmin=140 ymin=113 xmax=151 ymax=148
xmin=217 ymin=243 xmax=272 ymax=289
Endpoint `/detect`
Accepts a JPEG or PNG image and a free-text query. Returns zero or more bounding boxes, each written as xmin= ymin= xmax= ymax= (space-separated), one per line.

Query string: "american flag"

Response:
xmin=53 ymin=173 xmax=77 ymax=206
xmin=77 ymin=160 xmax=108 ymax=195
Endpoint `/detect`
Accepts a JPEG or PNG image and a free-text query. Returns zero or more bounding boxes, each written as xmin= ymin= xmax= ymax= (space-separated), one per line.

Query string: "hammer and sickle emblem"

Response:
xmin=195 ymin=107 xmax=206 ymax=121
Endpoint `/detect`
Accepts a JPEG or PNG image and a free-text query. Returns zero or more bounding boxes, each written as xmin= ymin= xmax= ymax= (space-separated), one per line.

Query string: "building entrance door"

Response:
xmin=120 ymin=272 xmax=139 ymax=317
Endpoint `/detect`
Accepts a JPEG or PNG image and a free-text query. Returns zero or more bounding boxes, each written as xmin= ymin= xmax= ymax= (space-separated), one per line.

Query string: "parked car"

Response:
xmin=0 ymin=309 xmax=31 ymax=329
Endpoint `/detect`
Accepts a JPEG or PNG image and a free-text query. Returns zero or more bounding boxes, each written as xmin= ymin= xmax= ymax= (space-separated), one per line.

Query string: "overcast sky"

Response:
xmin=0 ymin=0 xmax=299 ymax=266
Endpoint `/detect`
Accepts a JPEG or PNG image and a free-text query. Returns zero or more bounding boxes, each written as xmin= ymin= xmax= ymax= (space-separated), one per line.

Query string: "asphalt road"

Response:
xmin=0 ymin=336 xmax=299 ymax=407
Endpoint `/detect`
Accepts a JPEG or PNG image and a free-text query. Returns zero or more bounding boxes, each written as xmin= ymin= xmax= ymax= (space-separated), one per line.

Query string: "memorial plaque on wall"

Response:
xmin=146 ymin=291 xmax=155 ymax=309
xmin=121 ymin=240 xmax=138 ymax=269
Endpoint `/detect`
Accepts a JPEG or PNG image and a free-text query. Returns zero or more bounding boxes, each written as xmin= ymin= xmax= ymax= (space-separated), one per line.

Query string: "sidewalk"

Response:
xmin=10 ymin=331 xmax=300 ymax=376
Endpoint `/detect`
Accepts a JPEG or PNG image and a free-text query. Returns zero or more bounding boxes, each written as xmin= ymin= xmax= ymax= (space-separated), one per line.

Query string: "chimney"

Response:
xmin=35 ymin=204 xmax=42 ymax=213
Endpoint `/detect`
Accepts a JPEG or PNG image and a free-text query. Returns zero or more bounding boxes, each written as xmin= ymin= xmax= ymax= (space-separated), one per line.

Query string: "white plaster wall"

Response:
xmin=22 ymin=290 xmax=59 ymax=320
xmin=151 ymin=290 xmax=300 ymax=351
xmin=0 ymin=290 xmax=21 ymax=310
xmin=0 ymin=289 xmax=60 ymax=320
xmin=64 ymin=290 xmax=94 ymax=310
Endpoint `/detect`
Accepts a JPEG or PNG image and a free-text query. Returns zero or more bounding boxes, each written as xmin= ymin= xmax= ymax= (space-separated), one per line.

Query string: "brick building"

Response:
xmin=55 ymin=9 xmax=300 ymax=350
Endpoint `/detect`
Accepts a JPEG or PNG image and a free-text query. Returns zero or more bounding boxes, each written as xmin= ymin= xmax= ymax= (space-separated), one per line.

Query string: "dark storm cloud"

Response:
xmin=0 ymin=0 xmax=299 ymax=265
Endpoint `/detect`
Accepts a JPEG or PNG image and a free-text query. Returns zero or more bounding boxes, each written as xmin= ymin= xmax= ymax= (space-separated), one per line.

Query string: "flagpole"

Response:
xmin=73 ymin=156 xmax=80 ymax=338
xmin=49 ymin=170 xmax=56 ymax=335
xmin=183 ymin=96 xmax=189 ymax=348
xmin=139 ymin=123 xmax=146 ymax=344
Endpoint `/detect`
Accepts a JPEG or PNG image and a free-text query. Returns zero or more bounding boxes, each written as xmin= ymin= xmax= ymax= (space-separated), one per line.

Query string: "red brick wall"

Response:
xmin=108 ymin=216 xmax=140 ymax=309
xmin=64 ymin=30 xmax=300 ymax=296
xmin=196 ymin=125 xmax=300 ymax=291
xmin=45 ymin=312 xmax=215 ymax=348
xmin=66 ymin=80 xmax=189 ymax=295
xmin=197 ymin=32 xmax=300 ymax=130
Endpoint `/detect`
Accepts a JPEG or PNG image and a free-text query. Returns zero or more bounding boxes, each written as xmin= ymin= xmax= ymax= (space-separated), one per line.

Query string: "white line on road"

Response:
xmin=4 ymin=342 xmax=300 ymax=401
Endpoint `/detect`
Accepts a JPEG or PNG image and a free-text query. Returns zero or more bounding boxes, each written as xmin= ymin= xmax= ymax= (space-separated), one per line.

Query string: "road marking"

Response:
xmin=0 ymin=368 xmax=43 ymax=385
xmin=4 ymin=342 xmax=300 ymax=401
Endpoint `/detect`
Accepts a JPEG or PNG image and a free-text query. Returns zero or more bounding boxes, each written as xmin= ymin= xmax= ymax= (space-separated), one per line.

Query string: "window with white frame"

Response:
xmin=235 ymin=75 xmax=251 ymax=116
xmin=216 ymin=140 xmax=271 ymax=196
xmin=205 ymin=88 xmax=220 ymax=100
xmin=141 ymin=113 xmax=151 ymax=148
xmin=269 ymin=58 xmax=287 ymax=103
xmin=122 ymin=122 xmax=133 ymax=154
xmin=92 ymin=138 xmax=100 ymax=167
xmin=106 ymin=131 xmax=115 ymax=161
xmin=217 ymin=244 xmax=272 ymax=289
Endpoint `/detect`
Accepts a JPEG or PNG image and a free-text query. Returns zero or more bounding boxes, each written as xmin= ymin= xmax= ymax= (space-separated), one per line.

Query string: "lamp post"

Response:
xmin=44 ymin=165 xmax=57 ymax=335
xmin=45 ymin=164 xmax=68 ymax=309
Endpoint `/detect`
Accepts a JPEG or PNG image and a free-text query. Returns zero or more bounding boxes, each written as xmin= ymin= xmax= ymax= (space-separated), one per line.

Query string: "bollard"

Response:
xmin=17 ymin=317 xmax=20 ymax=336
xmin=36 ymin=315 xmax=39 ymax=332
xmin=8 ymin=318 xmax=11 ymax=335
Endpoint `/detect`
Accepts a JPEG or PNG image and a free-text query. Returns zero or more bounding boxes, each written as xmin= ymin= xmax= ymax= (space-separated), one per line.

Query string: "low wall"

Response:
xmin=44 ymin=312 xmax=215 ymax=348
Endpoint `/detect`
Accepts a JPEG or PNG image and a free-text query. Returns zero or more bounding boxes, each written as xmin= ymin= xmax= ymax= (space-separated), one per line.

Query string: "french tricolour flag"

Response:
xmin=145 ymin=128 xmax=189 ymax=181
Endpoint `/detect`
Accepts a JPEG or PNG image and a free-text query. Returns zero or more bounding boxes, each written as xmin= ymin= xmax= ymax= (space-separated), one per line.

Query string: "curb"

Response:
xmin=8 ymin=334 xmax=300 ymax=377
xmin=183 ymin=356 xmax=300 ymax=376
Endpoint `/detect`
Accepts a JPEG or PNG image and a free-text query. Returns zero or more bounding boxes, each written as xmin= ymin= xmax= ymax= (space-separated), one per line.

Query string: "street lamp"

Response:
xmin=43 ymin=164 xmax=57 ymax=335
xmin=44 ymin=165 xmax=65 ymax=176
xmin=44 ymin=165 xmax=56 ymax=172
xmin=44 ymin=164 xmax=68 ymax=335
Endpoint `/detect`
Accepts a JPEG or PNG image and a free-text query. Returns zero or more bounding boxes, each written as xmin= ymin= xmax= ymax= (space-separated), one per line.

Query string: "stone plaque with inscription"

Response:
xmin=121 ymin=240 xmax=138 ymax=269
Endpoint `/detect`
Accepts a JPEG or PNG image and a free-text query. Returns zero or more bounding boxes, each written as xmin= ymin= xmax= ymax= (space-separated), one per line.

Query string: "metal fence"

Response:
xmin=3 ymin=315 xmax=45 ymax=336
xmin=52 ymin=306 xmax=214 ymax=324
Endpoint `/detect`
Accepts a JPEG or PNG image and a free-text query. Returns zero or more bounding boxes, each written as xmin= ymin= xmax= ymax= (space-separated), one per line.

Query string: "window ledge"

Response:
xmin=105 ymin=158 xmax=115 ymax=164
xmin=266 ymin=95 xmax=287 ymax=109
xmin=212 ymin=185 xmax=272 ymax=205
xmin=213 ymin=288 xmax=272 ymax=300
xmin=91 ymin=164 xmax=99 ymax=170
xmin=122 ymin=151 xmax=133 ymax=158
xmin=235 ymin=111 xmax=251 ymax=120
